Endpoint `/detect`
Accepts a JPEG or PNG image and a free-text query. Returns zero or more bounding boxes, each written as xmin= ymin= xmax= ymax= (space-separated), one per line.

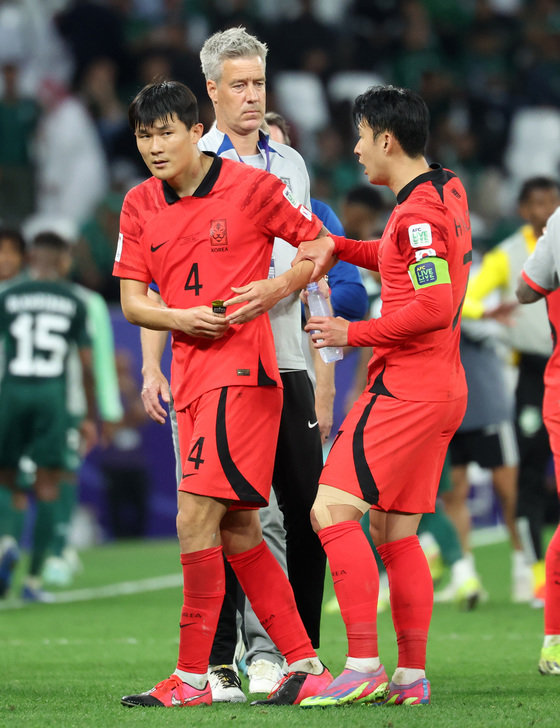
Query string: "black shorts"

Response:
xmin=449 ymin=421 xmax=519 ymax=469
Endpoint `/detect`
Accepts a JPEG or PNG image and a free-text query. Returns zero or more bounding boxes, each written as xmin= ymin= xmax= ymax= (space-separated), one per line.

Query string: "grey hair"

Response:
xmin=200 ymin=26 xmax=268 ymax=83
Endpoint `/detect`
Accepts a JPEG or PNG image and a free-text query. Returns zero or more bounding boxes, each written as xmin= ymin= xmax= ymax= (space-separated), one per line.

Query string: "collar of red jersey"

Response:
xmin=396 ymin=163 xmax=450 ymax=205
xmin=162 ymin=153 xmax=222 ymax=204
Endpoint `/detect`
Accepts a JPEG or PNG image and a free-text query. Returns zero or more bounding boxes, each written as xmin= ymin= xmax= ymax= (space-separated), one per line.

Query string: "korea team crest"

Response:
xmin=210 ymin=219 xmax=228 ymax=252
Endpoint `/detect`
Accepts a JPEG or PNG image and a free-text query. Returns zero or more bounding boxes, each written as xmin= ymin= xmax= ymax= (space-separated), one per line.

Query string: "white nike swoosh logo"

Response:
xmin=171 ymin=692 xmax=206 ymax=706
xmin=307 ymin=420 xmax=318 ymax=428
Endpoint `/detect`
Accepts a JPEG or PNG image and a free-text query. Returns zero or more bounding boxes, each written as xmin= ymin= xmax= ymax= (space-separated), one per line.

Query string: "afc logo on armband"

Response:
xmin=415 ymin=261 xmax=438 ymax=286
xmin=408 ymin=223 xmax=432 ymax=248
xmin=210 ymin=219 xmax=228 ymax=252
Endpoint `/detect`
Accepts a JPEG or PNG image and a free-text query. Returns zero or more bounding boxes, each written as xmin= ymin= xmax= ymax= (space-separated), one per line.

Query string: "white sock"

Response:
xmin=391 ymin=667 xmax=425 ymax=685
xmin=451 ymin=555 xmax=476 ymax=586
xmin=173 ymin=669 xmax=207 ymax=688
xmin=345 ymin=656 xmax=381 ymax=672
xmin=512 ymin=550 xmax=528 ymax=569
xmin=288 ymin=656 xmax=323 ymax=674
xmin=543 ymin=635 xmax=560 ymax=648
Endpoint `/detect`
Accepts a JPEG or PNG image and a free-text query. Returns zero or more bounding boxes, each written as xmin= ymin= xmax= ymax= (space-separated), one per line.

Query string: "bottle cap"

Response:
xmin=212 ymin=300 xmax=227 ymax=315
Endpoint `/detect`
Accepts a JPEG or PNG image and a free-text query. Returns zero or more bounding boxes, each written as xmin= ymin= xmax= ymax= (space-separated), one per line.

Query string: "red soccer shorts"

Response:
xmin=543 ymin=385 xmax=560 ymax=496
xmin=176 ymin=385 xmax=283 ymax=508
xmin=320 ymin=390 xmax=467 ymax=513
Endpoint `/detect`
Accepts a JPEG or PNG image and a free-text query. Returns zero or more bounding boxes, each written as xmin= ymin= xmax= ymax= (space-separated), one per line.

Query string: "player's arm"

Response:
xmin=516 ymin=213 xmax=560 ymax=303
xmin=293 ymin=234 xmax=381 ymax=281
xmin=140 ymin=288 xmax=171 ymax=425
xmin=461 ymin=247 xmax=517 ymax=323
xmin=310 ymin=345 xmax=335 ymax=442
xmin=78 ymin=345 xmax=98 ymax=454
xmin=120 ymin=279 xmax=229 ymax=338
xmin=516 ymin=276 xmax=545 ymax=304
xmin=305 ymin=257 xmax=453 ymax=349
xmin=224 ymin=258 xmax=315 ymax=325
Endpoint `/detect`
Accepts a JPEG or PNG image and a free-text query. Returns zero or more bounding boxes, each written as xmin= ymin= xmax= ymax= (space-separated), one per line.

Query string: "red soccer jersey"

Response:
xmin=332 ymin=165 xmax=471 ymax=401
xmin=113 ymin=154 xmax=322 ymax=410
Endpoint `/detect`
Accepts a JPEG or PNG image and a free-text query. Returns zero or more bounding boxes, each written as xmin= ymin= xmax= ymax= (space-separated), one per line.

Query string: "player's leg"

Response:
xmin=373 ymin=510 xmax=432 ymax=705
xmin=487 ymin=421 xmax=533 ymax=602
xmin=121 ymin=489 xmax=227 ymax=708
xmin=443 ymin=459 xmax=472 ymax=553
xmin=0 ymin=471 xmax=22 ymax=598
xmin=222 ymin=507 xmax=331 ymax=706
xmin=42 ymin=418 xmax=83 ymax=587
xmin=538 ymin=390 xmax=560 ymax=675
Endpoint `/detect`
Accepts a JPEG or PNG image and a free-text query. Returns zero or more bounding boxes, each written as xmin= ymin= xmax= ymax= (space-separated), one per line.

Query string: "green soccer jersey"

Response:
xmin=0 ymin=274 xmax=91 ymax=385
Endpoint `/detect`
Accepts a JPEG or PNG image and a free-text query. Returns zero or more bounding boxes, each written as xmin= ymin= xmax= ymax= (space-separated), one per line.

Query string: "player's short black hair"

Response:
xmin=32 ymin=231 xmax=70 ymax=253
xmin=518 ymin=176 xmax=560 ymax=205
xmin=352 ymin=85 xmax=430 ymax=158
xmin=0 ymin=227 xmax=26 ymax=256
xmin=128 ymin=80 xmax=199 ymax=132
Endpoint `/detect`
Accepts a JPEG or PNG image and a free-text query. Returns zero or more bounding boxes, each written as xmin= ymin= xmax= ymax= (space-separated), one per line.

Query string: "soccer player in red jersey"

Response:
xmin=517 ymin=206 xmax=560 ymax=676
xmin=271 ymin=85 xmax=472 ymax=706
xmin=113 ymin=80 xmax=334 ymax=708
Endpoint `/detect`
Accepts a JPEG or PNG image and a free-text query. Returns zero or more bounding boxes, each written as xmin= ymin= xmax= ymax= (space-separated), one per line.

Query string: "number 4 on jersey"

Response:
xmin=184 ymin=263 xmax=202 ymax=295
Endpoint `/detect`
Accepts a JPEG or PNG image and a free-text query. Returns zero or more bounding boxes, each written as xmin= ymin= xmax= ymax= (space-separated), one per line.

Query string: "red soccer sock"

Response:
xmin=227 ymin=540 xmax=315 ymax=665
xmin=318 ymin=521 xmax=379 ymax=658
xmin=377 ymin=535 xmax=433 ymax=670
xmin=177 ymin=546 xmax=225 ymax=674
xmin=545 ymin=525 xmax=560 ymax=635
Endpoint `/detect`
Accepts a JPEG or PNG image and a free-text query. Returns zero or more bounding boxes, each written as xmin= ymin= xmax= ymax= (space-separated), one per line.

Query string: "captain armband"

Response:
xmin=408 ymin=256 xmax=450 ymax=290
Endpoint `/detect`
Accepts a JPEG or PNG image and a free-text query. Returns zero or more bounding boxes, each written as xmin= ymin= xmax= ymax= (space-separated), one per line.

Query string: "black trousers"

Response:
xmin=515 ymin=353 xmax=552 ymax=560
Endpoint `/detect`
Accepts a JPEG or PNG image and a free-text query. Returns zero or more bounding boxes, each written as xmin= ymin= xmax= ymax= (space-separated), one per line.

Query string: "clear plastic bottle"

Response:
xmin=306 ymin=282 xmax=343 ymax=363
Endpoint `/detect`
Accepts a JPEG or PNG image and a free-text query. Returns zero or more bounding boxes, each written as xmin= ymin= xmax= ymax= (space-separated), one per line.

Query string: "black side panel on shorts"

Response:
xmin=216 ymin=387 xmax=268 ymax=506
xmin=352 ymin=393 xmax=380 ymax=505
xmin=368 ymin=366 xmax=395 ymax=398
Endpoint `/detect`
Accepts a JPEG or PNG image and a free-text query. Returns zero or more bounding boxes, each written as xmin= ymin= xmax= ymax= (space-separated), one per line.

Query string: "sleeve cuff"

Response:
xmin=521 ymin=270 xmax=551 ymax=297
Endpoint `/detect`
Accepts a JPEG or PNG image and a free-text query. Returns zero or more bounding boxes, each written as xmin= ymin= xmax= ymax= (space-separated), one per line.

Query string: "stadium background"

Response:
xmin=1 ymin=0 xmax=559 ymax=543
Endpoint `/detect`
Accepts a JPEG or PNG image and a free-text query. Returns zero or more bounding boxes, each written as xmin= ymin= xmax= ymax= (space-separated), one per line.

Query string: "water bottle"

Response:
xmin=268 ymin=256 xmax=275 ymax=279
xmin=306 ymin=282 xmax=343 ymax=364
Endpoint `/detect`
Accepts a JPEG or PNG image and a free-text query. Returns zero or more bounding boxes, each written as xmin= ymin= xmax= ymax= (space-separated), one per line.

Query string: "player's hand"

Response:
xmin=305 ymin=315 xmax=350 ymax=348
xmin=80 ymin=418 xmax=98 ymax=455
xmin=100 ymin=420 xmax=120 ymax=446
xmin=224 ymin=278 xmax=285 ymax=324
xmin=315 ymin=397 xmax=334 ymax=444
xmin=172 ymin=306 xmax=230 ymax=339
xmin=300 ymin=276 xmax=330 ymax=305
xmin=141 ymin=367 xmax=170 ymax=424
xmin=292 ymin=237 xmax=337 ymax=281
xmin=482 ymin=300 xmax=518 ymax=326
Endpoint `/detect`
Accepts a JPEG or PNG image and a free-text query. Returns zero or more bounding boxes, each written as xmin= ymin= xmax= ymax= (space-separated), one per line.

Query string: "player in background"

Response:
xmin=0 ymin=228 xmax=29 ymax=596
xmin=460 ymin=177 xmax=560 ymax=604
xmin=0 ymin=227 xmax=122 ymax=600
xmin=516 ymin=205 xmax=560 ymax=675
xmin=0 ymin=232 xmax=96 ymax=599
xmin=40 ymin=230 xmax=123 ymax=589
xmin=264 ymin=84 xmax=472 ymax=707
xmin=114 ymin=80 xmax=334 ymax=708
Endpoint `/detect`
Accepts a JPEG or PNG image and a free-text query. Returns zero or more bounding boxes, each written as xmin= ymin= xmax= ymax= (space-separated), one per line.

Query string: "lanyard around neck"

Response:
xmin=231 ymin=132 xmax=272 ymax=173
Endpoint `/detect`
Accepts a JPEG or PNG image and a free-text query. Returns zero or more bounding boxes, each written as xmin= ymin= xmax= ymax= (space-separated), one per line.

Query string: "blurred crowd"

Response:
xmin=1 ymin=0 xmax=560 ymax=302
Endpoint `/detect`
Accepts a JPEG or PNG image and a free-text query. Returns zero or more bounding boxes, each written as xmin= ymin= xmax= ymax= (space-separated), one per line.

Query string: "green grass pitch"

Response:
xmin=1 ymin=535 xmax=559 ymax=727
